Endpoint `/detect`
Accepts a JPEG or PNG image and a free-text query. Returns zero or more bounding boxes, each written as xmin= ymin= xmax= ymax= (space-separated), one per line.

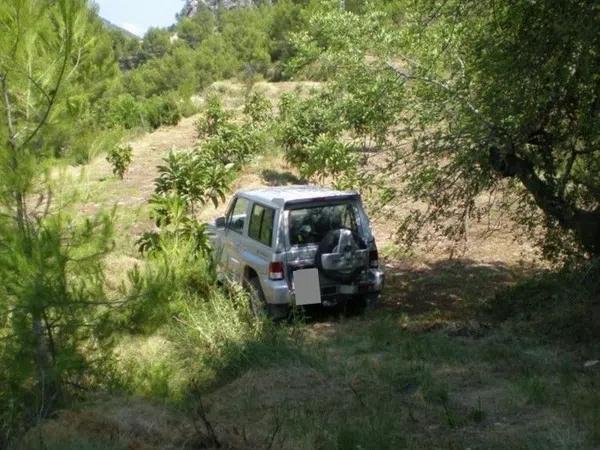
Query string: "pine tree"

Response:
xmin=0 ymin=0 xmax=116 ymax=441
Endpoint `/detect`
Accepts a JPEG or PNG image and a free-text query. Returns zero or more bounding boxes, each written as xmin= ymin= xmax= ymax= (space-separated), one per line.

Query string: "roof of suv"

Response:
xmin=237 ymin=185 xmax=359 ymax=207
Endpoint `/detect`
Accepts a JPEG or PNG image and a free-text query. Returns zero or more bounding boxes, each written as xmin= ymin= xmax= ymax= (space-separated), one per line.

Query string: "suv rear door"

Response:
xmin=283 ymin=198 xmax=372 ymax=289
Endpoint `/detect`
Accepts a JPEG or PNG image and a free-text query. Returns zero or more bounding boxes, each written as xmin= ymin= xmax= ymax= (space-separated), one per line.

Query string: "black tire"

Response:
xmin=246 ymin=277 xmax=267 ymax=317
xmin=267 ymin=303 xmax=290 ymax=321
xmin=247 ymin=277 xmax=290 ymax=320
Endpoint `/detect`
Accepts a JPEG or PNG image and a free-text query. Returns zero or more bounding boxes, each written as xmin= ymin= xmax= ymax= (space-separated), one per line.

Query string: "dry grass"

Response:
xmin=22 ymin=397 xmax=200 ymax=450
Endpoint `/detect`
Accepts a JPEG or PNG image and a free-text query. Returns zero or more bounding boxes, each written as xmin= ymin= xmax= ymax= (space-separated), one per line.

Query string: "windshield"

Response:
xmin=288 ymin=203 xmax=359 ymax=246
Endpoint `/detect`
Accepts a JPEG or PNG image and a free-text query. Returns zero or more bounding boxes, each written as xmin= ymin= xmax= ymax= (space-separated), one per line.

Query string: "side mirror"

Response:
xmin=215 ymin=216 xmax=226 ymax=228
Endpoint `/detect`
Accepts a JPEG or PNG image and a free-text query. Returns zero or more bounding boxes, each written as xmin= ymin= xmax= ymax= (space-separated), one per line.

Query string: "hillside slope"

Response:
xmin=32 ymin=81 xmax=598 ymax=450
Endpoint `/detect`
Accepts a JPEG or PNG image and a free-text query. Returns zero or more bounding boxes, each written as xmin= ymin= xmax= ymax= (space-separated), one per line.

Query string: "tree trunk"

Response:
xmin=490 ymin=146 xmax=600 ymax=256
xmin=32 ymin=313 xmax=52 ymax=418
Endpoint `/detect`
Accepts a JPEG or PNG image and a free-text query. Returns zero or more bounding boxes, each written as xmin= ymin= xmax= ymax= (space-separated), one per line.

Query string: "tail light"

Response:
xmin=269 ymin=262 xmax=284 ymax=280
xmin=369 ymin=248 xmax=379 ymax=268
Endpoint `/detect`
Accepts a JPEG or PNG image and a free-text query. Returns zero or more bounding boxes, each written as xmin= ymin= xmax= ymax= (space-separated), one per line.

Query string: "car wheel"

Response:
xmin=246 ymin=277 xmax=267 ymax=318
xmin=268 ymin=303 xmax=290 ymax=321
xmin=246 ymin=278 xmax=290 ymax=320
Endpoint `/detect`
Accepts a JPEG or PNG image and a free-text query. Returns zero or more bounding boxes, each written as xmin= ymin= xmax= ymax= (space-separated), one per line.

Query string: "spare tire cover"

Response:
xmin=315 ymin=228 xmax=368 ymax=283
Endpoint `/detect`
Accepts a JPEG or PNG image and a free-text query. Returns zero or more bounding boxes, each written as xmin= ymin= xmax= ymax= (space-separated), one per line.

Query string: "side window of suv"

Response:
xmin=248 ymin=203 xmax=275 ymax=247
xmin=226 ymin=197 xmax=249 ymax=234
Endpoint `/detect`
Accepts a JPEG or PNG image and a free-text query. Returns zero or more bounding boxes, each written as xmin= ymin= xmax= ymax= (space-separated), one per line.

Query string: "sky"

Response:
xmin=93 ymin=0 xmax=183 ymax=37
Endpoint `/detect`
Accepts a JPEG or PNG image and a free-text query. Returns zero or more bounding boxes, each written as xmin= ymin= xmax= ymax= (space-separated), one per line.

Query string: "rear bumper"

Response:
xmin=261 ymin=277 xmax=292 ymax=305
xmin=262 ymin=268 xmax=384 ymax=306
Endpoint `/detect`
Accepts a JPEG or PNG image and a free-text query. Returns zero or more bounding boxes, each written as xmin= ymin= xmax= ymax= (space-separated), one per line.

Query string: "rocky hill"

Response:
xmin=180 ymin=0 xmax=259 ymax=17
xmin=101 ymin=17 xmax=140 ymax=39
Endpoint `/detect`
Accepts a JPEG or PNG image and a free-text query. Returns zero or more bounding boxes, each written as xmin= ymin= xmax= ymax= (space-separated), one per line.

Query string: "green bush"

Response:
xmin=195 ymin=95 xmax=231 ymax=139
xmin=203 ymin=122 xmax=265 ymax=169
xmin=194 ymin=94 xmax=265 ymax=169
xmin=121 ymin=240 xmax=216 ymax=336
xmin=275 ymin=91 xmax=364 ymax=187
xmin=143 ymin=95 xmax=182 ymax=130
xmin=179 ymin=97 xmax=199 ymax=118
xmin=124 ymin=46 xmax=199 ymax=99
xmin=106 ymin=144 xmax=133 ymax=179
xmin=243 ymin=90 xmax=273 ymax=124
xmin=154 ymin=150 xmax=234 ymax=210
xmin=107 ymin=94 xmax=145 ymax=129
xmin=114 ymin=237 xmax=302 ymax=394
xmin=106 ymin=94 xmax=184 ymax=132
xmin=137 ymin=195 xmax=212 ymax=258
xmin=276 ymin=91 xmax=343 ymax=161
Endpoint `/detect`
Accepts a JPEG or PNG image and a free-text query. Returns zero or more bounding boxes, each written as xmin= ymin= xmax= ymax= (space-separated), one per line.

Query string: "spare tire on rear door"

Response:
xmin=315 ymin=228 xmax=369 ymax=283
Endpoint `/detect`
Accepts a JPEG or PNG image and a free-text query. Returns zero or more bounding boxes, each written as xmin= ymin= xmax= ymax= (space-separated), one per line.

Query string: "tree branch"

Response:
xmin=385 ymin=61 xmax=496 ymax=130
xmin=494 ymin=146 xmax=600 ymax=255
xmin=19 ymin=22 xmax=73 ymax=151
xmin=557 ymin=148 xmax=577 ymax=199
xmin=0 ymin=73 xmax=17 ymax=151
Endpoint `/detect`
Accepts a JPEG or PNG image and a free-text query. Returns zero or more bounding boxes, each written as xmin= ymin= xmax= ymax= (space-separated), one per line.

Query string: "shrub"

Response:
xmin=154 ymin=150 xmax=234 ymax=211
xmin=243 ymin=90 xmax=273 ymax=125
xmin=203 ymin=122 xmax=265 ymax=169
xmin=171 ymin=281 xmax=303 ymax=388
xmin=106 ymin=144 xmax=133 ymax=179
xmin=117 ymin=241 xmax=302 ymax=393
xmin=195 ymin=95 xmax=231 ymax=139
xmin=275 ymin=91 xmax=366 ymax=187
xmin=144 ymin=95 xmax=182 ymax=130
xmin=137 ymin=195 xmax=212 ymax=258
xmin=107 ymin=94 xmax=145 ymax=129
xmin=125 ymin=238 xmax=216 ymax=335
xmin=124 ymin=46 xmax=199 ymax=99
xmin=179 ymin=97 xmax=199 ymax=118
xmin=140 ymin=146 xmax=236 ymax=260
xmin=276 ymin=91 xmax=343 ymax=164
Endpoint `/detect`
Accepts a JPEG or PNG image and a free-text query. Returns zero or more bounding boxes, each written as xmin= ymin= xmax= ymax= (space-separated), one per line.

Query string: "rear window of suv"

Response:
xmin=248 ymin=203 xmax=275 ymax=246
xmin=288 ymin=203 xmax=358 ymax=246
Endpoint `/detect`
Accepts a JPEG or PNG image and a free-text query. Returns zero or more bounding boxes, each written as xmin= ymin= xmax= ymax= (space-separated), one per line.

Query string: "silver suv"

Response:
xmin=208 ymin=186 xmax=384 ymax=318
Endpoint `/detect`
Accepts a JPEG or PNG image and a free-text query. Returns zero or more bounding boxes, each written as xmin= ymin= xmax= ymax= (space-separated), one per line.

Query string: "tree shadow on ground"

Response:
xmin=301 ymin=258 xmax=538 ymax=325
xmin=382 ymin=258 xmax=537 ymax=319
xmin=290 ymin=258 xmax=535 ymax=330
xmin=260 ymin=169 xmax=306 ymax=186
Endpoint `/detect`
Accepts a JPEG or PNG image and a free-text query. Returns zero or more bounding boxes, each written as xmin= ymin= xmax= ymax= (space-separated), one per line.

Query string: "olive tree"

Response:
xmin=290 ymin=1 xmax=599 ymax=260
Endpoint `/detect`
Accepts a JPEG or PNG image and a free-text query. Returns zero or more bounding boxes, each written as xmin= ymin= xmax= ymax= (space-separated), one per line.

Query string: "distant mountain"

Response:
xmin=180 ymin=0 xmax=260 ymax=17
xmin=101 ymin=17 xmax=140 ymax=40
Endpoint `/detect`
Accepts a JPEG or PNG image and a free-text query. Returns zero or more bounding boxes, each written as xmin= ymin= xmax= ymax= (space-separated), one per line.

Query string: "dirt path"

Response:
xmin=70 ymin=114 xmax=200 ymax=212
xmin=118 ymin=115 xmax=200 ymax=205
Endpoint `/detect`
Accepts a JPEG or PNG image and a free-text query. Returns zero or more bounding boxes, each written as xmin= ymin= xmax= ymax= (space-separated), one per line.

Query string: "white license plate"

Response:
xmin=294 ymin=268 xmax=321 ymax=305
